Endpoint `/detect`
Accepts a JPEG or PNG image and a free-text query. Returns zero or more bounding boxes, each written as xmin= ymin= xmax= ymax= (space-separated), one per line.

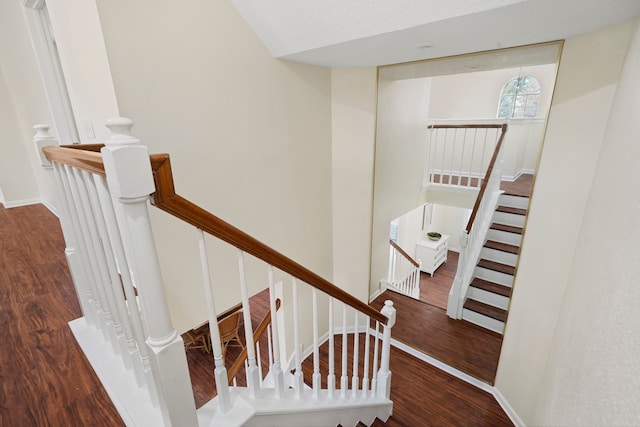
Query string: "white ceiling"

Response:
xmin=230 ymin=0 xmax=640 ymax=67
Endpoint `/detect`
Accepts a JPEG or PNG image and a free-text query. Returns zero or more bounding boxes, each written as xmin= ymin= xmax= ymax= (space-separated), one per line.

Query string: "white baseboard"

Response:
xmin=4 ymin=197 xmax=42 ymax=208
xmin=389 ymin=339 xmax=524 ymax=427
xmin=42 ymin=200 xmax=58 ymax=217
xmin=493 ymin=387 xmax=525 ymax=427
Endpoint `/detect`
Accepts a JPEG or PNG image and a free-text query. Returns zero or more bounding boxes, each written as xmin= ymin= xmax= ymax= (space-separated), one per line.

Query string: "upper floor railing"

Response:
xmin=424 ymin=120 xmax=507 ymax=190
xmin=386 ymin=240 xmax=421 ymax=300
xmin=447 ymin=122 xmax=508 ymax=319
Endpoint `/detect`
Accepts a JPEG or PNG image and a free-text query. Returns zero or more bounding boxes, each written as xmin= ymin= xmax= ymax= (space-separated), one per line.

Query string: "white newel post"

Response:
xmin=377 ymin=300 xmax=396 ymax=400
xmin=33 ymin=124 xmax=59 ymax=212
xmin=101 ymin=117 xmax=197 ymax=426
xmin=447 ymin=232 xmax=468 ymax=319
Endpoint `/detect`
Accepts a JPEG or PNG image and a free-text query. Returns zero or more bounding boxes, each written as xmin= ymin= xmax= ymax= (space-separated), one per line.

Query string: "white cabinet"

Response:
xmin=415 ymin=234 xmax=449 ymax=275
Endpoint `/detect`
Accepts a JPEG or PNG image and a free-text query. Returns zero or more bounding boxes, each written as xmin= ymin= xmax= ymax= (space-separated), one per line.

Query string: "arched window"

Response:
xmin=497 ymin=75 xmax=541 ymax=118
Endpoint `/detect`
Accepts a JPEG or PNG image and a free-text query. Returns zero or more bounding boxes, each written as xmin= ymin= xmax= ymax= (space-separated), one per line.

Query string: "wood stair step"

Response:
xmin=496 ymin=205 xmax=527 ymax=216
xmin=484 ymin=240 xmax=520 ymax=254
xmin=502 ymin=192 xmax=529 ymax=198
xmin=463 ymin=299 xmax=507 ymax=323
xmin=490 ymin=222 xmax=523 ymax=235
xmin=470 ymin=278 xmax=511 ymax=297
xmin=477 ymin=258 xmax=516 ymax=276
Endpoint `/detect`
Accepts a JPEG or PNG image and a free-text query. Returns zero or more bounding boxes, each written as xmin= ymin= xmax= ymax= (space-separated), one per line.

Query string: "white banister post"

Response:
xmin=376 ymin=300 xmax=395 ymax=400
xmin=447 ymin=232 xmax=468 ymax=319
xmin=101 ymin=117 xmax=197 ymax=427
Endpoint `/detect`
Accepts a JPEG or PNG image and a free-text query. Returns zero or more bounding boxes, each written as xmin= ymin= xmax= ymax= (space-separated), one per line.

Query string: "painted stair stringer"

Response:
xmin=197 ymin=388 xmax=393 ymax=427
xmin=462 ymin=194 xmax=530 ymax=334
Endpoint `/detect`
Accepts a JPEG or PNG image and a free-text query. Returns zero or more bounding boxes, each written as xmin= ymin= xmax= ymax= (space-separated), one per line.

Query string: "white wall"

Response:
xmin=428 ymin=64 xmax=556 ymax=120
xmin=0 ymin=0 xmax=57 ymax=208
xmin=530 ymin=16 xmax=640 ymax=425
xmin=331 ymin=68 xmax=378 ymax=302
xmin=495 ymin=20 xmax=635 ymax=424
xmin=427 ymin=204 xmax=469 ymax=252
xmin=370 ymin=77 xmax=431 ymax=294
xmin=46 ymin=0 xmax=119 ymax=143
xmin=0 ymin=65 xmax=40 ymax=206
xmin=95 ymin=0 xmax=333 ymax=334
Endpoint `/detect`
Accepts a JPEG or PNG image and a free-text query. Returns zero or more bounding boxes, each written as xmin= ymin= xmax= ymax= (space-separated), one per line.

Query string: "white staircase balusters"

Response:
xmin=236 ymin=249 xmax=260 ymax=399
xmin=424 ymin=121 xmax=505 ymax=189
xmin=292 ymin=278 xmax=304 ymax=397
xmin=102 ymin=118 xmax=197 ymax=426
xmin=340 ymin=301 xmax=349 ymax=397
xmin=267 ymin=265 xmax=285 ymax=398
xmin=362 ymin=316 xmax=371 ymax=397
xmin=197 ymin=229 xmax=231 ymax=413
xmin=51 ymin=162 xmax=95 ymax=326
xmin=351 ymin=311 xmax=360 ymax=398
xmin=312 ymin=288 xmax=321 ymax=398
xmin=95 ymin=174 xmax=151 ymax=390
xmin=387 ymin=241 xmax=421 ymax=299
xmin=327 ymin=297 xmax=336 ymax=399
xmin=371 ymin=321 xmax=380 ymax=397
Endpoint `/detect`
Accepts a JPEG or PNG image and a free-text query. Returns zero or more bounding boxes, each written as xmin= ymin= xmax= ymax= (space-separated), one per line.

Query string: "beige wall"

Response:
xmin=331 ymin=68 xmax=378 ymax=301
xmin=370 ymin=77 xmax=432 ymax=295
xmin=530 ymin=16 xmax=640 ymax=425
xmin=95 ymin=0 xmax=333 ymax=334
xmin=46 ymin=0 xmax=119 ymax=144
xmin=0 ymin=0 xmax=56 ymax=208
xmin=0 ymin=65 xmax=40 ymax=206
xmin=495 ymin=20 xmax=636 ymax=424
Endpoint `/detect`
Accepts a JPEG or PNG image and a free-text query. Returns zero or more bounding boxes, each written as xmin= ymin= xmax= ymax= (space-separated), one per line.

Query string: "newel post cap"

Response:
xmin=101 ymin=117 xmax=154 ymax=199
xmin=381 ymin=300 xmax=396 ymax=328
xmin=105 ymin=117 xmax=141 ymax=147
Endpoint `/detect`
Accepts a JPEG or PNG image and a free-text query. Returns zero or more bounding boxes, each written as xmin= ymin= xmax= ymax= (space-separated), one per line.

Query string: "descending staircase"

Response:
xmin=461 ymin=192 xmax=529 ymax=334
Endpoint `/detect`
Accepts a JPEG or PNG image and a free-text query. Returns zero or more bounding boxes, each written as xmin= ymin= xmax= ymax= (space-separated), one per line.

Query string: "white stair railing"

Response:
xmin=386 ymin=240 xmax=421 ymax=299
xmin=41 ymin=117 xmax=397 ymax=427
xmin=447 ymin=123 xmax=508 ymax=319
xmin=424 ymin=120 xmax=505 ymax=189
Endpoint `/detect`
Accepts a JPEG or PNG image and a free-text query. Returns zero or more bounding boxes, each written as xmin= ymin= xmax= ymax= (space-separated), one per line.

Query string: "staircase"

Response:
xmin=39 ymin=118 xmax=397 ymax=427
xmin=461 ymin=192 xmax=528 ymax=333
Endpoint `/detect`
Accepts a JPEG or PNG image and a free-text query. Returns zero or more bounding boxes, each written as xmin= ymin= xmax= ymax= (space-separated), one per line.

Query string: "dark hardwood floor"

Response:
xmin=376 ymin=174 xmax=534 ymax=386
xmin=2 ymin=203 xmax=512 ymax=426
xmin=0 ymin=203 xmax=124 ymax=426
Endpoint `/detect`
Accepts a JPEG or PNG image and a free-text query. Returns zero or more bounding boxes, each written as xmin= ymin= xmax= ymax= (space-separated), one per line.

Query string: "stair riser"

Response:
xmin=487 ymin=229 xmax=522 ymax=246
xmin=461 ymin=309 xmax=505 ymax=334
xmin=499 ymin=194 xmax=529 ymax=209
xmin=474 ymin=266 xmax=513 ymax=287
xmin=493 ymin=211 xmax=525 ymax=227
xmin=480 ymin=247 xmax=518 ymax=266
xmin=467 ymin=288 xmax=509 ymax=310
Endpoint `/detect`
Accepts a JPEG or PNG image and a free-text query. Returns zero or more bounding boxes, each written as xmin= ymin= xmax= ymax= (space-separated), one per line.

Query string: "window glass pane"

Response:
xmin=497 ymin=75 xmax=540 ymax=118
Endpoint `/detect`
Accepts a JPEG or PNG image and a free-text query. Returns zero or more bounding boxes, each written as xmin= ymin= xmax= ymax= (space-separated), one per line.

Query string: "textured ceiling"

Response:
xmin=230 ymin=0 xmax=640 ymax=67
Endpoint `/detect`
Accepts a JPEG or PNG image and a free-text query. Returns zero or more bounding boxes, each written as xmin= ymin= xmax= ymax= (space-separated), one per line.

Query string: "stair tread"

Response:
xmin=464 ymin=299 xmax=507 ymax=322
xmin=501 ymin=192 xmax=529 ymax=198
xmin=490 ymin=222 xmax=523 ymax=235
xmin=477 ymin=258 xmax=516 ymax=276
xmin=470 ymin=278 xmax=511 ymax=297
xmin=484 ymin=240 xmax=520 ymax=254
xmin=496 ymin=205 xmax=527 ymax=216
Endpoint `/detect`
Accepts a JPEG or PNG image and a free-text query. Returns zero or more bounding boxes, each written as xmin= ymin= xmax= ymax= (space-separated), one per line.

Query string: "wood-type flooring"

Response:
xmin=0 ymin=203 xmax=124 ymax=426
xmin=2 ymin=203 xmax=512 ymax=426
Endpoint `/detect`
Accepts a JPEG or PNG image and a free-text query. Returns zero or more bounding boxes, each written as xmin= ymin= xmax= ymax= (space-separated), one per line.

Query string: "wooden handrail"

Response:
xmin=42 ymin=145 xmax=106 ymax=176
xmin=149 ymin=155 xmax=388 ymax=325
xmin=227 ymin=299 xmax=280 ymax=384
xmin=465 ymin=123 xmax=508 ymax=233
xmin=389 ymin=240 xmax=419 ymax=268
xmin=427 ymin=124 xmax=506 ymax=129
xmin=41 ymin=144 xmax=388 ymax=325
